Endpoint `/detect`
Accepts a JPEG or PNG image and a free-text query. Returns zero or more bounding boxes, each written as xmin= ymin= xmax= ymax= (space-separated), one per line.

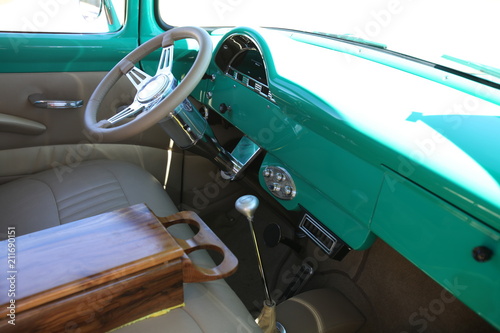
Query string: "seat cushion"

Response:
xmin=0 ymin=159 xmax=178 ymax=238
xmin=0 ymin=159 xmax=261 ymax=332
xmin=276 ymin=288 xmax=365 ymax=333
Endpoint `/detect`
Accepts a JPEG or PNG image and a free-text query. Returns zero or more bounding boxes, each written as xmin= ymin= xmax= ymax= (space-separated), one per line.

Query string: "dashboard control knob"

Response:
xmin=472 ymin=246 xmax=493 ymax=262
xmin=269 ymin=183 xmax=281 ymax=192
xmin=275 ymin=172 xmax=286 ymax=182
xmin=219 ymin=103 xmax=231 ymax=114
xmin=263 ymin=168 xmax=273 ymax=178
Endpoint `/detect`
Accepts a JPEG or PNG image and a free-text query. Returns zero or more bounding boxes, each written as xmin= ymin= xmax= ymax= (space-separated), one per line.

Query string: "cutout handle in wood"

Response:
xmin=157 ymin=211 xmax=238 ymax=283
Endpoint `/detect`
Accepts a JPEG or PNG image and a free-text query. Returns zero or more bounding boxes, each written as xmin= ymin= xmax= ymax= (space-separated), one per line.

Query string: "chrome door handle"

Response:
xmin=29 ymin=93 xmax=84 ymax=109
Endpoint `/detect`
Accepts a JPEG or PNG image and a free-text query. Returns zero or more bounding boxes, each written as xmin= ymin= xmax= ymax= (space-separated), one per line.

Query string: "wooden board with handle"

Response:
xmin=0 ymin=204 xmax=238 ymax=332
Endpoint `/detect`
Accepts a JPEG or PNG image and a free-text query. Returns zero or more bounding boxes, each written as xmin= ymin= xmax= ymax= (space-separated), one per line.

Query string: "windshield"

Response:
xmin=159 ymin=0 xmax=500 ymax=84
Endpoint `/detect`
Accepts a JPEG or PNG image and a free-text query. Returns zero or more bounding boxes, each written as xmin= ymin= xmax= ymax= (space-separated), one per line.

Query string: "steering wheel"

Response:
xmin=84 ymin=26 xmax=212 ymax=142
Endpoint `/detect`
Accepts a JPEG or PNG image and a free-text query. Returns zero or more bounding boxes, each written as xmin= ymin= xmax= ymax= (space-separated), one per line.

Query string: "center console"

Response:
xmin=0 ymin=204 xmax=237 ymax=332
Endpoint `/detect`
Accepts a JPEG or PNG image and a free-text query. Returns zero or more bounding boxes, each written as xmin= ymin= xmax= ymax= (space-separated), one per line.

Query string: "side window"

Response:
xmin=0 ymin=0 xmax=126 ymax=33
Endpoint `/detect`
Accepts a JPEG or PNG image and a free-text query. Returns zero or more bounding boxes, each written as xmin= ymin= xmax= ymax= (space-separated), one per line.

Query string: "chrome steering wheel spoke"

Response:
xmin=107 ymin=102 xmax=145 ymax=125
xmin=125 ymin=66 xmax=153 ymax=91
xmin=157 ymin=45 xmax=174 ymax=75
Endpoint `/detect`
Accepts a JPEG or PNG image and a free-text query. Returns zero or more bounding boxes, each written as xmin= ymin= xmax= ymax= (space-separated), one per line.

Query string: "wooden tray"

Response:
xmin=0 ymin=204 xmax=238 ymax=332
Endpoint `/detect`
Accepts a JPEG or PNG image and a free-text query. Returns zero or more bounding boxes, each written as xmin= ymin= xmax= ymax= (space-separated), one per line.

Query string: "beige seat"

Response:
xmin=0 ymin=159 xmax=261 ymax=333
xmin=276 ymin=288 xmax=365 ymax=333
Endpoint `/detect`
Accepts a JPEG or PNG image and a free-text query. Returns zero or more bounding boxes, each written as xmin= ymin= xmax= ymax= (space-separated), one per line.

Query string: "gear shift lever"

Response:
xmin=235 ymin=195 xmax=272 ymax=304
xmin=236 ymin=195 xmax=284 ymax=333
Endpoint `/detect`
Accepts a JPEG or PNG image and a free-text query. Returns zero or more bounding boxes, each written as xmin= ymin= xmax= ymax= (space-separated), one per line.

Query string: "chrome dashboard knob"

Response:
xmin=269 ymin=183 xmax=281 ymax=192
xmin=263 ymin=168 xmax=273 ymax=178
xmin=275 ymin=172 xmax=285 ymax=182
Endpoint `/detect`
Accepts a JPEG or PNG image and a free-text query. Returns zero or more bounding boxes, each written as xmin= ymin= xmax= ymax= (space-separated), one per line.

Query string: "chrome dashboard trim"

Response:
xmin=216 ymin=33 xmax=276 ymax=103
xmin=226 ymin=66 xmax=275 ymax=102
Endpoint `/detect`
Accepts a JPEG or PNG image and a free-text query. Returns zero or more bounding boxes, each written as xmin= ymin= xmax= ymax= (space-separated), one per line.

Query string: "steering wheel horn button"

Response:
xmin=137 ymin=74 xmax=170 ymax=103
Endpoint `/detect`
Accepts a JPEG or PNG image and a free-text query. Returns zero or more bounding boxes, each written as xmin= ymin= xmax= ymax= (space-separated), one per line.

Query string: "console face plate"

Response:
xmin=262 ymin=165 xmax=296 ymax=200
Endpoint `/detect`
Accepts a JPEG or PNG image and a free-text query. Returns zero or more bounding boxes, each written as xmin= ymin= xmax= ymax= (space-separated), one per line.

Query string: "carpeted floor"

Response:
xmin=302 ymin=238 xmax=497 ymax=332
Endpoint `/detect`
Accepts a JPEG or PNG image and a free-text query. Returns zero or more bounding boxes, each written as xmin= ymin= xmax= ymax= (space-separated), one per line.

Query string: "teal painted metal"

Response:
xmin=372 ymin=170 xmax=500 ymax=330
xmin=0 ymin=0 xmax=139 ymax=73
xmin=203 ymin=27 xmax=385 ymax=249
xmin=103 ymin=0 xmax=123 ymax=32
xmin=138 ymin=0 xmax=164 ymax=42
xmin=205 ymin=71 xmax=381 ymax=249
xmin=260 ymin=155 xmax=377 ymax=250
xmin=203 ymin=27 xmax=500 ymax=234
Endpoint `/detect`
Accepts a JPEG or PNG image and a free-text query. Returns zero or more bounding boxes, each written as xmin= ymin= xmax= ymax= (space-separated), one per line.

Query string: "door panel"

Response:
xmin=0 ymin=0 xmax=141 ymax=150
xmin=0 ymin=71 xmax=171 ymax=148
xmin=0 ymin=69 xmax=174 ymax=179
xmin=0 ymin=72 xmax=126 ymax=149
xmin=0 ymin=0 xmax=175 ymax=182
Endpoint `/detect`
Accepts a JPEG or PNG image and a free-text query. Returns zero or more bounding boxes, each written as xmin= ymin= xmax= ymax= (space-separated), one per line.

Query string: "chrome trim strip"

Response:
xmin=226 ymin=66 xmax=275 ymax=102
xmin=28 ymin=93 xmax=83 ymax=109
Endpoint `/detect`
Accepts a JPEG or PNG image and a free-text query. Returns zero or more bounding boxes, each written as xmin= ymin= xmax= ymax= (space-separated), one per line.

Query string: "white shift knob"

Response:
xmin=235 ymin=195 xmax=259 ymax=221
